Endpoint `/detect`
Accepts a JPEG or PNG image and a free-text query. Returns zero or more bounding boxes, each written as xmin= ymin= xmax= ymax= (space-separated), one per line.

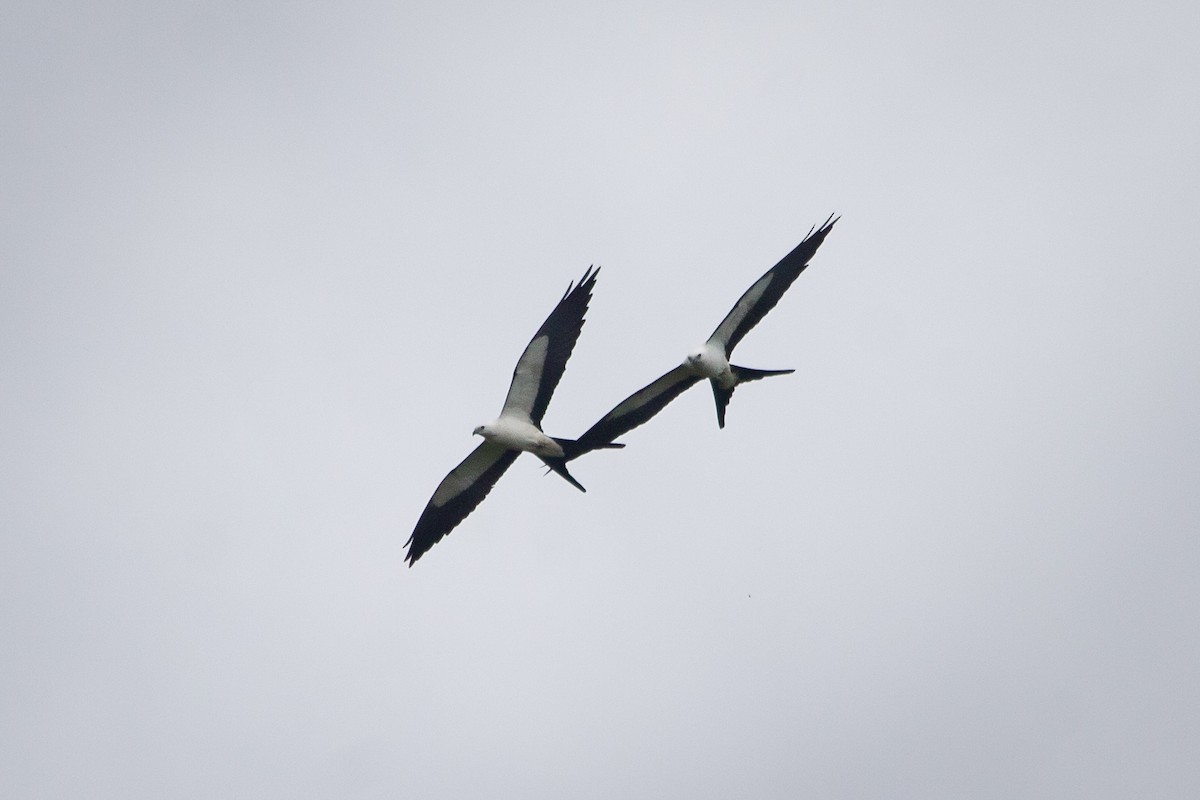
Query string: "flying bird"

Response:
xmin=544 ymin=216 xmax=837 ymax=473
xmin=405 ymin=266 xmax=617 ymax=566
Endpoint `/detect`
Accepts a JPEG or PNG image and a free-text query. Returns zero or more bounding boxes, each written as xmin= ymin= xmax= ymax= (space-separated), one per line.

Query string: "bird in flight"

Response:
xmin=544 ymin=216 xmax=838 ymax=475
xmin=405 ymin=266 xmax=618 ymax=566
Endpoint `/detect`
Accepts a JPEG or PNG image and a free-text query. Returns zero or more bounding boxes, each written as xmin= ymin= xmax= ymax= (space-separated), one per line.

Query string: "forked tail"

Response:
xmin=540 ymin=455 xmax=587 ymax=492
xmin=551 ymin=437 xmax=626 ymax=463
xmin=711 ymin=365 xmax=796 ymax=428
xmin=539 ymin=437 xmax=626 ymax=493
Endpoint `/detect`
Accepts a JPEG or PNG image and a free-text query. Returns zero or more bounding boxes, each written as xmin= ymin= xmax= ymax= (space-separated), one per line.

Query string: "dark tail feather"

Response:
xmin=540 ymin=437 xmax=626 ymax=491
xmin=732 ymin=365 xmax=795 ymax=383
xmin=711 ymin=381 xmax=733 ymax=429
xmin=551 ymin=437 xmax=626 ymax=463
xmin=710 ymin=366 xmax=796 ymax=429
xmin=540 ymin=456 xmax=587 ymax=493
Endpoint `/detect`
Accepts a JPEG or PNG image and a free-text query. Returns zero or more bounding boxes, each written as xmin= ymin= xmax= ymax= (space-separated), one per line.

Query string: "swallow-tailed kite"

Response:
xmin=544 ymin=216 xmax=837 ymax=473
xmin=405 ymin=266 xmax=618 ymax=566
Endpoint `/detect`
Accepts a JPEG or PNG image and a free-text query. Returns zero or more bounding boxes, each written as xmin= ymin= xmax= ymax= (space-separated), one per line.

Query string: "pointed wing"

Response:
xmin=565 ymin=365 xmax=701 ymax=459
xmin=501 ymin=266 xmax=599 ymax=426
xmin=405 ymin=441 xmax=520 ymax=566
xmin=707 ymin=215 xmax=838 ymax=356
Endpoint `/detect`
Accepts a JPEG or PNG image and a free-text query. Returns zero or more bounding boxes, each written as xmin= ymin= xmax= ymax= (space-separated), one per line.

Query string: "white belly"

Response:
xmin=482 ymin=416 xmax=564 ymax=458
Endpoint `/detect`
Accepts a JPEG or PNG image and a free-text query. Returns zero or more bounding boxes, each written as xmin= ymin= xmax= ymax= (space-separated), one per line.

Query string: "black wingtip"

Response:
xmin=404 ymin=533 xmax=427 ymax=567
xmin=803 ymin=213 xmax=839 ymax=243
xmin=560 ymin=264 xmax=600 ymax=301
xmin=576 ymin=264 xmax=600 ymax=292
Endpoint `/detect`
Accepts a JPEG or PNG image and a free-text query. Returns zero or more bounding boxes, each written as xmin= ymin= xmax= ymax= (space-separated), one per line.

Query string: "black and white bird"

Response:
xmin=545 ymin=216 xmax=837 ymax=473
xmin=405 ymin=267 xmax=617 ymax=566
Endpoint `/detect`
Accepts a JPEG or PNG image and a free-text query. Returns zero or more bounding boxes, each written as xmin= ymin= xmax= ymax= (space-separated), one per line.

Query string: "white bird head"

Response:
xmin=686 ymin=346 xmax=715 ymax=372
xmin=684 ymin=343 xmax=729 ymax=379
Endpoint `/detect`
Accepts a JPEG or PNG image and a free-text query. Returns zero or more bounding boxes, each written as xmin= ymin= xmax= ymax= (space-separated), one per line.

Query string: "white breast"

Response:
xmin=481 ymin=416 xmax=564 ymax=457
xmin=685 ymin=342 xmax=731 ymax=380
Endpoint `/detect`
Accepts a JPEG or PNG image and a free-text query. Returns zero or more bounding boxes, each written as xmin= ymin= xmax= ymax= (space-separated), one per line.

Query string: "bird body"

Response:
xmin=405 ymin=266 xmax=604 ymax=566
xmin=406 ymin=217 xmax=838 ymax=566
xmin=473 ymin=417 xmax=564 ymax=458
xmin=545 ymin=215 xmax=838 ymax=474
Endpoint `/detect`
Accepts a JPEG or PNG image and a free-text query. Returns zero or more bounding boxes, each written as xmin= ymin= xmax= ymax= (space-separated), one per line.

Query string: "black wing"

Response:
xmin=560 ymin=365 xmax=701 ymax=460
xmin=405 ymin=441 xmax=520 ymax=566
xmin=501 ymin=266 xmax=598 ymax=426
xmin=707 ymin=215 xmax=837 ymax=356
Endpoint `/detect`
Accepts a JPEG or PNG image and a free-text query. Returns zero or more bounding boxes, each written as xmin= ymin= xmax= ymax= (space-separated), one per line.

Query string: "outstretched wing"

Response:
xmin=562 ymin=365 xmax=701 ymax=460
xmin=501 ymin=266 xmax=599 ymax=426
xmin=707 ymin=215 xmax=838 ymax=356
xmin=405 ymin=441 xmax=520 ymax=566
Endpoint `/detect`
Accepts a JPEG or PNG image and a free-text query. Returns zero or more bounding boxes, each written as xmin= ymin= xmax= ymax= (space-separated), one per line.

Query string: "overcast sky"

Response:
xmin=3 ymin=1 xmax=1199 ymax=798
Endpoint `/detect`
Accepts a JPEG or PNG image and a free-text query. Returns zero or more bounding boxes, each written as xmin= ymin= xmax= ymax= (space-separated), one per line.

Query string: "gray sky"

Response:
xmin=3 ymin=1 xmax=1199 ymax=797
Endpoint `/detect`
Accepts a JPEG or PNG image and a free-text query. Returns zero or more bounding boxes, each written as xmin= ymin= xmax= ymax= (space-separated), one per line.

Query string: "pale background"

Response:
xmin=3 ymin=2 xmax=1199 ymax=797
